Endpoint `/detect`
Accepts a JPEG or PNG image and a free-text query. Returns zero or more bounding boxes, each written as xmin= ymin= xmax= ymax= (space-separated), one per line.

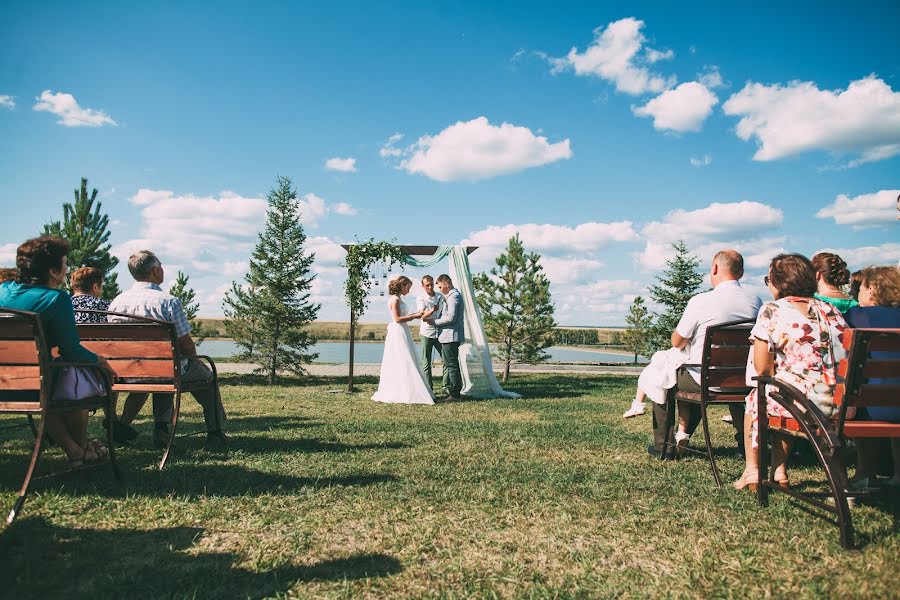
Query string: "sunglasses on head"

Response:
xmin=764 ymin=276 xmax=770 ymax=285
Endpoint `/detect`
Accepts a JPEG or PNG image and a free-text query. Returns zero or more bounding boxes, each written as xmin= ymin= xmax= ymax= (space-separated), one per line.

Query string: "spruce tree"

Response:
xmin=622 ymin=296 xmax=650 ymax=364
xmin=473 ymin=234 xmax=556 ymax=383
xmin=646 ymin=241 xmax=703 ymax=352
xmin=42 ymin=177 xmax=120 ymax=298
xmin=169 ymin=270 xmax=209 ymax=343
xmin=222 ymin=176 xmax=320 ymax=384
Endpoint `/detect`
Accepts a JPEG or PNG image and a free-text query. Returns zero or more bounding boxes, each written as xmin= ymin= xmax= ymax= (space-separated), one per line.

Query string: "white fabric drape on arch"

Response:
xmin=400 ymin=245 xmax=520 ymax=399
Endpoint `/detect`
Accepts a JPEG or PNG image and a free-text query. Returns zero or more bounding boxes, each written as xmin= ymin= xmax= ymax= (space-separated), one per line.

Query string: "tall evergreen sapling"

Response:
xmin=223 ymin=176 xmax=320 ymax=384
xmin=646 ymin=241 xmax=703 ymax=352
xmin=169 ymin=271 xmax=209 ymax=343
xmin=473 ymin=234 xmax=556 ymax=383
xmin=622 ymin=296 xmax=650 ymax=364
xmin=42 ymin=177 xmax=120 ymax=299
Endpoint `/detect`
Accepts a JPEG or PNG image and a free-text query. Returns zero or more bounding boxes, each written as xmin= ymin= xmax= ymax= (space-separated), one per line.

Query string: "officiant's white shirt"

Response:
xmin=416 ymin=292 xmax=441 ymax=339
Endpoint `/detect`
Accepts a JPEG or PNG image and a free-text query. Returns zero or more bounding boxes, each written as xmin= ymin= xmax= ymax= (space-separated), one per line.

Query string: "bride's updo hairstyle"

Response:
xmin=388 ymin=275 xmax=412 ymax=296
xmin=812 ymin=252 xmax=851 ymax=287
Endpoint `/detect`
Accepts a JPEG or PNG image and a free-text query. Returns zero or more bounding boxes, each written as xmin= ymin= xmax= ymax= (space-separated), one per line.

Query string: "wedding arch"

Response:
xmin=341 ymin=241 xmax=520 ymax=399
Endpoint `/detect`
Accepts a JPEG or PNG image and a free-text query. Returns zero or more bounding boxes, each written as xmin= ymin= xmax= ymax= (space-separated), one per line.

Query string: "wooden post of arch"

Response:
xmin=340 ymin=245 xmax=478 ymax=392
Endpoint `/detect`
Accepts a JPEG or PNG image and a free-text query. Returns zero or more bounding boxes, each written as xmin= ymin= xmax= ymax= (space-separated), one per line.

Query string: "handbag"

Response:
xmin=51 ymin=365 xmax=106 ymax=402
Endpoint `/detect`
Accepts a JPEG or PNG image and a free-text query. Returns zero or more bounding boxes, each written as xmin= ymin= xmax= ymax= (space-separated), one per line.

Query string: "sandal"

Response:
xmin=66 ymin=445 xmax=104 ymax=471
xmin=733 ymin=469 xmax=759 ymax=492
xmin=86 ymin=439 xmax=109 ymax=459
xmin=774 ymin=467 xmax=790 ymax=488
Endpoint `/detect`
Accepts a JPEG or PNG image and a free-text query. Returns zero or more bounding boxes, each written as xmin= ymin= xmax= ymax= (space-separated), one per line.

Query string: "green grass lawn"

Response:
xmin=1 ymin=374 xmax=897 ymax=599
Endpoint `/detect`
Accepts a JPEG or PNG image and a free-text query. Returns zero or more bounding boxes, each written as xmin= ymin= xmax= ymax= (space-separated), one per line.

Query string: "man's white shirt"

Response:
xmin=416 ymin=293 xmax=441 ymax=338
xmin=675 ymin=280 xmax=762 ymax=383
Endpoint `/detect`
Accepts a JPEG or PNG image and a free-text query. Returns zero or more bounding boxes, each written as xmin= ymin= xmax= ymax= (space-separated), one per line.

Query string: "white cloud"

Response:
xmin=379 ymin=133 xmax=404 ymax=158
xmin=222 ymin=261 xmax=249 ymax=277
xmin=307 ymin=236 xmax=347 ymax=265
xmin=698 ymin=66 xmax=726 ymax=89
xmin=541 ymin=256 xmax=606 ymax=285
xmin=690 ymin=154 xmax=712 ymax=167
xmin=0 ymin=242 xmax=17 ymax=265
xmin=333 ymin=202 xmax=358 ymax=216
xmin=299 ymin=193 xmax=358 ymax=227
xmin=0 ymin=95 xmax=14 ymax=109
xmin=633 ymin=81 xmax=718 ymax=133
xmin=550 ymin=18 xmax=676 ymax=95
xmin=324 ymin=157 xmax=357 ymax=173
xmin=114 ymin=189 xmax=267 ymax=273
xmin=637 ymin=202 xmax=784 ymax=270
xmin=815 ymin=243 xmax=900 ymax=269
xmin=722 ymin=75 xmax=900 ymax=163
xmin=395 ymin=117 xmax=572 ymax=182
xmin=32 ymin=90 xmax=117 ymax=127
xmin=463 ymin=221 xmax=638 ymax=254
xmin=816 ymin=189 xmax=899 ymax=229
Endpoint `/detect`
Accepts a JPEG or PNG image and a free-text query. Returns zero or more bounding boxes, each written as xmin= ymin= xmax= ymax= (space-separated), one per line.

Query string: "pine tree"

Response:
xmin=169 ymin=271 xmax=209 ymax=343
xmin=646 ymin=241 xmax=704 ymax=352
xmin=622 ymin=296 xmax=650 ymax=364
xmin=473 ymin=234 xmax=556 ymax=383
xmin=42 ymin=177 xmax=120 ymax=298
xmin=222 ymin=176 xmax=320 ymax=384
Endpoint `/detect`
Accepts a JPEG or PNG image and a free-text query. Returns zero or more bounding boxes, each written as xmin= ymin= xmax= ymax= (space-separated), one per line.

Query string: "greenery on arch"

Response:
xmin=343 ymin=238 xmax=407 ymax=323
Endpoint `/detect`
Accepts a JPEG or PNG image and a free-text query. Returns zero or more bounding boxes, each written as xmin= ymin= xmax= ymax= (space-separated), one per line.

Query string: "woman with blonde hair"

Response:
xmin=372 ymin=275 xmax=437 ymax=405
xmin=845 ymin=266 xmax=900 ymax=488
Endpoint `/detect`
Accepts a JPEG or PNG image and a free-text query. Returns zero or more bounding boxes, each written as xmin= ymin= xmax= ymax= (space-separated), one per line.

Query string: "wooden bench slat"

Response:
xmin=843 ymin=385 xmax=900 ymax=407
xmin=868 ymin=333 xmax=900 ymax=353
xmin=0 ymin=340 xmax=40 ymax=365
xmin=107 ymin=359 xmax=175 ymax=379
xmin=81 ymin=340 xmax=174 ymax=359
xmin=0 ymin=319 xmax=37 ymax=339
xmin=0 ymin=401 xmax=42 ymax=412
xmin=76 ymin=324 xmax=174 ymax=340
xmin=708 ymin=328 xmax=752 ymax=345
xmin=111 ymin=383 xmax=177 ymax=393
xmin=705 ymin=371 xmax=747 ymax=388
xmin=768 ymin=415 xmax=802 ymax=432
xmin=708 ymin=347 xmax=750 ymax=364
xmin=843 ymin=421 xmax=900 ymax=438
xmin=0 ymin=366 xmax=42 ymax=390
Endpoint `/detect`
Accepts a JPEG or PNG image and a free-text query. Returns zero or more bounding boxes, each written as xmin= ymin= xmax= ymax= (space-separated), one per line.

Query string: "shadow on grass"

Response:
xmin=0 ymin=460 xmax=398 ymax=500
xmin=229 ymin=435 xmax=411 ymax=455
xmin=0 ymin=517 xmax=403 ymax=598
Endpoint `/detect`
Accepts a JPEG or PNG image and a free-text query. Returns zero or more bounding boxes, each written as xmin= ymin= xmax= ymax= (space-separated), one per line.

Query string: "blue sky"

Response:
xmin=1 ymin=1 xmax=898 ymax=325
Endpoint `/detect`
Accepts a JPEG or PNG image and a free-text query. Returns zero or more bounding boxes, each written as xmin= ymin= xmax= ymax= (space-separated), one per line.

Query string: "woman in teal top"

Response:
xmin=0 ymin=236 xmax=115 ymax=467
xmin=812 ymin=252 xmax=859 ymax=314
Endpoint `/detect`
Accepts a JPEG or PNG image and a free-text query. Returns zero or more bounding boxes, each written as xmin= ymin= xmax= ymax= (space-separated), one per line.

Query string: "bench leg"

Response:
xmin=104 ymin=394 xmax=122 ymax=483
xmin=700 ymin=400 xmax=722 ymax=486
xmin=757 ymin=410 xmax=770 ymax=507
xmin=659 ymin=396 xmax=675 ymax=460
xmin=27 ymin=414 xmax=38 ymax=439
xmin=7 ymin=415 xmax=46 ymax=525
xmin=815 ymin=440 xmax=855 ymax=549
xmin=159 ymin=391 xmax=181 ymax=471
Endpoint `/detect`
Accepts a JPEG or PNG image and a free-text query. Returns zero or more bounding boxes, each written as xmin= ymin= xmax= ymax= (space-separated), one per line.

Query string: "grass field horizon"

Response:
xmin=2 ymin=373 xmax=897 ymax=598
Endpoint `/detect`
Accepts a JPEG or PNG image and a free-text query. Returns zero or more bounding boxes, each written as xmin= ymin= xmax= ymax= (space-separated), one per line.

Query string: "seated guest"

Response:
xmin=70 ymin=267 xmax=110 ymax=323
xmin=812 ymin=252 xmax=858 ymax=313
xmin=736 ymin=254 xmax=848 ymax=490
xmin=845 ymin=266 xmax=900 ymax=488
xmin=648 ymin=250 xmax=761 ymax=458
xmin=108 ymin=250 xmax=227 ymax=447
xmin=0 ymin=237 xmax=117 ymax=467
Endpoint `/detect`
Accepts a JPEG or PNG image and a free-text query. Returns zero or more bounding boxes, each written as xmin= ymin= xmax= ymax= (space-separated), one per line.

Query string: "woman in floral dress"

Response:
xmin=735 ymin=254 xmax=848 ymax=491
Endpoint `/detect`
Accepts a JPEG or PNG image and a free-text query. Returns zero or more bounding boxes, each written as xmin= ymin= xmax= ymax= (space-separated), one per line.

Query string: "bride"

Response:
xmin=372 ymin=275 xmax=437 ymax=405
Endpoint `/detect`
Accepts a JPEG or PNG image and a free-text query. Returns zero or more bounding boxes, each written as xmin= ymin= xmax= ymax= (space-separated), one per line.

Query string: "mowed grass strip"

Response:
xmin=0 ymin=374 xmax=897 ymax=599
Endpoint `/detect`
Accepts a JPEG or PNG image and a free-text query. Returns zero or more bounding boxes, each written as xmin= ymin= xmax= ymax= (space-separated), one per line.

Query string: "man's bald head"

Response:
xmin=713 ymin=250 xmax=744 ymax=281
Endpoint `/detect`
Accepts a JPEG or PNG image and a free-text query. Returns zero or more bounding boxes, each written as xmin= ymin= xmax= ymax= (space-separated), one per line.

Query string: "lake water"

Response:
xmin=197 ymin=339 xmax=647 ymax=364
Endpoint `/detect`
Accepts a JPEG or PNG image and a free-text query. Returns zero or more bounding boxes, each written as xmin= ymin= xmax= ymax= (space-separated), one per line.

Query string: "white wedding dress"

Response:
xmin=372 ymin=296 xmax=435 ymax=405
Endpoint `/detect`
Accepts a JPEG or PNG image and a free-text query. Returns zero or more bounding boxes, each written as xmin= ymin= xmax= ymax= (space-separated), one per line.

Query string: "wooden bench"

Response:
xmin=661 ymin=318 xmax=755 ymax=486
xmin=0 ymin=307 xmax=120 ymax=524
xmin=755 ymin=327 xmax=900 ymax=549
xmin=75 ymin=310 xmax=222 ymax=470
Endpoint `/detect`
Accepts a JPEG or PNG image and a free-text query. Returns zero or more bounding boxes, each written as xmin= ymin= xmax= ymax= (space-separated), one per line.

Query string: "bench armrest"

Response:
xmin=752 ymin=375 xmax=841 ymax=451
xmin=189 ymin=355 xmax=219 ymax=380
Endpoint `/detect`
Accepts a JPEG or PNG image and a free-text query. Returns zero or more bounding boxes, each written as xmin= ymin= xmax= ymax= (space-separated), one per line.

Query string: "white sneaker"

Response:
xmin=721 ymin=414 xmax=733 ymax=423
xmin=623 ymin=401 xmax=646 ymax=418
xmin=675 ymin=430 xmax=690 ymax=453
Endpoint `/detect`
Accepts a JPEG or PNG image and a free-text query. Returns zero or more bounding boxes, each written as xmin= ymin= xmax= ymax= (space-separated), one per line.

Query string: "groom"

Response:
xmin=425 ymin=274 xmax=464 ymax=401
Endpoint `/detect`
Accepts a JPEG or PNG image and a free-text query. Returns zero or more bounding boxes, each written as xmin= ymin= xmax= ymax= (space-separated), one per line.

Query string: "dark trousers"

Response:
xmin=651 ymin=368 xmax=745 ymax=452
xmin=152 ymin=359 xmax=226 ymax=433
xmin=420 ymin=336 xmax=442 ymax=391
xmin=441 ymin=341 xmax=462 ymax=397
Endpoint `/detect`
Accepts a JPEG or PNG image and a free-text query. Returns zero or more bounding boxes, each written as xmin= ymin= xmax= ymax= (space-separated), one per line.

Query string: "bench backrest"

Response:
xmin=76 ymin=312 xmax=180 ymax=385
xmin=0 ymin=308 xmax=51 ymax=410
xmin=835 ymin=328 xmax=900 ymax=433
xmin=700 ymin=318 xmax=755 ymax=401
